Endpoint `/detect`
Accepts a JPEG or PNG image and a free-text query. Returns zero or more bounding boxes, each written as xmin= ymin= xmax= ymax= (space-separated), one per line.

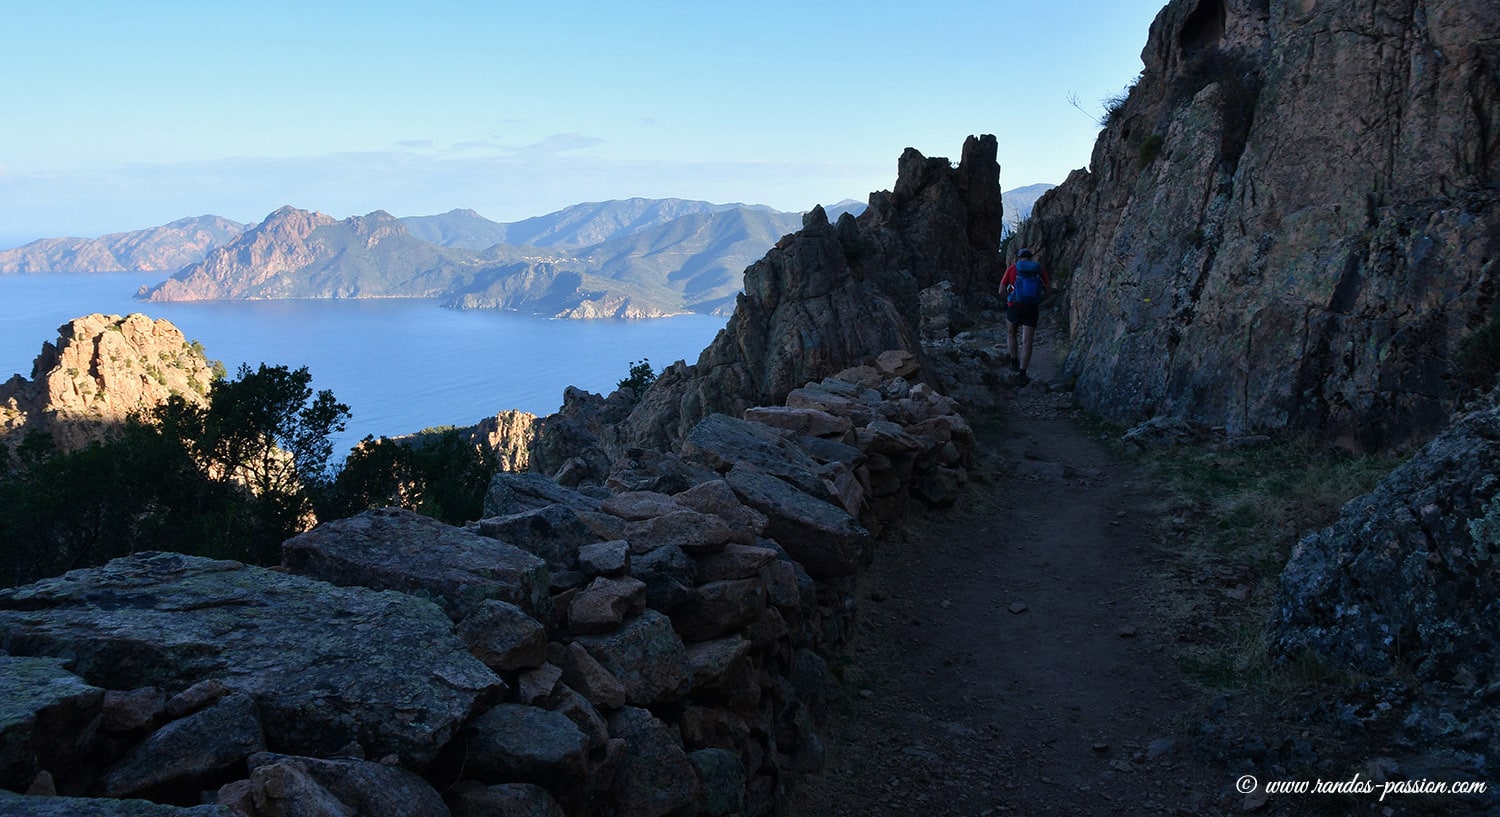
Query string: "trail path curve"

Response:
xmin=789 ymin=328 xmax=1233 ymax=816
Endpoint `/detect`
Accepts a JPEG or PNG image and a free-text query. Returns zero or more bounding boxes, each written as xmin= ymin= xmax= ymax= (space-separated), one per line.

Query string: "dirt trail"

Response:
xmin=788 ymin=327 xmax=1232 ymax=816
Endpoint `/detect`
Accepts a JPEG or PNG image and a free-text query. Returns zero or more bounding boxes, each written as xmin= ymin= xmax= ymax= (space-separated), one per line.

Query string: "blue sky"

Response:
xmin=1 ymin=0 xmax=1166 ymax=245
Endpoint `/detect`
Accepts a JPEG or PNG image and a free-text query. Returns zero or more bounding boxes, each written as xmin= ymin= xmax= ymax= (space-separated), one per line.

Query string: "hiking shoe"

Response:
xmin=1011 ymin=358 xmax=1022 ymax=373
xmin=1017 ymin=369 xmax=1029 ymax=385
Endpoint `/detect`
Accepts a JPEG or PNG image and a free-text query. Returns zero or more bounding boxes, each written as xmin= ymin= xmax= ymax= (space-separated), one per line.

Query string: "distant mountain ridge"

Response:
xmin=138 ymin=207 xmax=474 ymax=302
xmin=15 ymin=188 xmax=1051 ymax=317
xmin=1001 ymin=184 xmax=1054 ymax=229
xmin=138 ymin=201 xmax=808 ymax=318
xmin=0 ymin=216 xmax=247 ymax=273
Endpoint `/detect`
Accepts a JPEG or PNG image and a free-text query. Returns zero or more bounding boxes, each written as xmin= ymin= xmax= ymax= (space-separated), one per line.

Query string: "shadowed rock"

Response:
xmin=0 ymin=552 xmax=501 ymax=767
xmin=572 ymin=610 xmax=691 ymax=706
xmin=607 ymin=707 xmax=702 ymax=817
xmin=471 ymin=504 xmax=604 ymax=574
xmin=1274 ymin=401 xmax=1500 ymax=681
xmin=726 ymin=464 xmax=870 ymax=578
xmin=445 ymin=781 xmax=565 ymax=817
xmin=0 ymin=655 xmax=103 ymax=791
xmin=282 ymin=507 xmax=550 ymax=620
xmin=464 ymin=704 xmax=589 ymax=787
xmin=101 ymin=692 xmax=264 ymax=798
xmin=456 ymin=600 xmax=549 ymax=672
xmin=484 ymin=471 xmax=603 ymax=517
xmin=243 ymin=752 xmax=450 ymax=817
xmin=0 ymin=790 xmax=232 ymax=816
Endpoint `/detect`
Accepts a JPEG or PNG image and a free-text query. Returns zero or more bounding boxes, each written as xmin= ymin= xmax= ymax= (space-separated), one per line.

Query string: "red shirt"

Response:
xmin=1000 ymin=262 xmax=1050 ymax=303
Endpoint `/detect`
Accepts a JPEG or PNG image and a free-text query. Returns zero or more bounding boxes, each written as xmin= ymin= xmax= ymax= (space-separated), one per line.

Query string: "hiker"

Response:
xmin=1000 ymin=247 xmax=1050 ymax=383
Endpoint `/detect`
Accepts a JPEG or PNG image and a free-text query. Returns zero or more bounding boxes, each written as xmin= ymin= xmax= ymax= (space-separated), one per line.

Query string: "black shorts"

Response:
xmin=1007 ymin=303 xmax=1040 ymax=327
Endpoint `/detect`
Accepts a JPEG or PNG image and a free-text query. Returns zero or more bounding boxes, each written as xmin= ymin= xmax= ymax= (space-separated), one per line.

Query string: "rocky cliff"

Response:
xmin=1022 ymin=0 xmax=1500 ymax=451
xmin=603 ymin=136 xmax=1004 ymax=454
xmin=1271 ymin=390 xmax=1500 ymax=788
xmin=136 ymin=207 xmax=465 ymax=302
xmin=0 ymin=314 xmax=217 ymax=452
xmin=0 ymin=216 xmax=246 ymax=274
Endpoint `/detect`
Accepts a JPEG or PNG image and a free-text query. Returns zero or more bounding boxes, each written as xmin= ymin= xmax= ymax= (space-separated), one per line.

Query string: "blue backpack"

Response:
xmin=1012 ymin=259 xmax=1044 ymax=305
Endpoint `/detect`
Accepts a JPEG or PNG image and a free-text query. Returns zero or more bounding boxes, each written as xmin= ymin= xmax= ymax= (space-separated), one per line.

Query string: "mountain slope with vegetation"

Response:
xmin=136 ymin=207 xmax=480 ymax=301
xmin=136 ymin=201 xmax=807 ymax=317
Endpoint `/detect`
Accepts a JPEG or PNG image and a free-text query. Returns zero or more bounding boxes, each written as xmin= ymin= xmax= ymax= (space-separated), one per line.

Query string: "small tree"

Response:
xmin=616 ymin=358 xmax=657 ymax=395
xmin=157 ymin=363 xmax=350 ymax=548
xmin=321 ymin=429 xmax=498 ymax=526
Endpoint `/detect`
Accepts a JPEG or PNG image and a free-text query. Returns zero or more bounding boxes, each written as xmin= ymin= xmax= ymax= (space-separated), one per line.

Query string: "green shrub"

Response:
xmin=617 ymin=358 xmax=657 ymax=395
xmin=1138 ymin=133 xmax=1165 ymax=165
xmin=320 ymin=430 xmax=498 ymax=526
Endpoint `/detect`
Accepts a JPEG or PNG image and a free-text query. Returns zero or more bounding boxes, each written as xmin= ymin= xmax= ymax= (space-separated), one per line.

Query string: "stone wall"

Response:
xmin=0 ymin=352 xmax=978 ymax=817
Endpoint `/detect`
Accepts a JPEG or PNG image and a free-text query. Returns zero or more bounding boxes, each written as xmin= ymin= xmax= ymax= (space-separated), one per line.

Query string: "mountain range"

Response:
xmin=3 ymin=189 xmax=1050 ymax=318
xmin=0 ymin=216 xmax=248 ymax=273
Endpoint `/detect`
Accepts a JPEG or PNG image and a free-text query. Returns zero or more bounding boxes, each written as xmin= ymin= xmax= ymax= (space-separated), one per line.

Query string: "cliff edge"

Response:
xmin=607 ymin=135 xmax=1003 ymax=455
xmin=1023 ymin=0 xmax=1500 ymax=451
xmin=0 ymin=314 xmax=216 ymax=452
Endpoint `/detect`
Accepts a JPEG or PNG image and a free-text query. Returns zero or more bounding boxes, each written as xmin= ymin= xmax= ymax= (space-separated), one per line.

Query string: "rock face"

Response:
xmin=136 ymin=207 xmax=459 ymax=302
xmin=0 ymin=216 xmax=247 ymax=274
xmin=1022 ymin=0 xmax=1500 ymax=451
xmin=469 ymin=409 xmax=538 ymax=473
xmin=0 ymin=313 xmax=216 ymax=451
xmin=0 ymin=552 xmax=502 ymax=770
xmin=608 ymin=136 xmax=1002 ymax=453
xmin=0 ymin=655 xmax=102 ymax=791
xmin=281 ymin=507 xmax=552 ymax=619
xmin=1271 ymin=395 xmax=1500 ymax=780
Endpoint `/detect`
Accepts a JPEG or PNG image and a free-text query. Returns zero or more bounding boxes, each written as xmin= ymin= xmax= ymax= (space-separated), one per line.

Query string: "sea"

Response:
xmin=0 ymin=272 xmax=728 ymax=457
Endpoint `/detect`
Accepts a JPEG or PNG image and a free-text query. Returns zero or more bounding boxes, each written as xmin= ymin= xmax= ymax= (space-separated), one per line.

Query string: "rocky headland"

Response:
xmin=134 ymin=204 xmax=808 ymax=320
xmin=0 ymin=313 xmax=217 ymax=453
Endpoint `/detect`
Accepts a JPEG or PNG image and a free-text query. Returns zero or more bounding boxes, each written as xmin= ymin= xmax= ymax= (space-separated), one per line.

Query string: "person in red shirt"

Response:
xmin=999 ymin=247 xmax=1050 ymax=384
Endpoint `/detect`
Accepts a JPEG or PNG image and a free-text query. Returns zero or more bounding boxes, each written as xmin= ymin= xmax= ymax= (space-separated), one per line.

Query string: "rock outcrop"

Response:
xmin=1270 ymin=393 xmax=1500 ymax=782
xmin=0 ymin=553 xmax=501 ymax=770
xmin=136 ymin=207 xmax=462 ymax=302
xmin=1022 ymin=0 xmax=1500 ymax=451
xmin=0 ymin=216 xmax=246 ymax=274
xmin=0 ymin=313 xmax=217 ymax=452
xmin=545 ymin=136 xmax=1002 ymax=459
xmin=470 ymin=409 xmax=539 ymax=472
